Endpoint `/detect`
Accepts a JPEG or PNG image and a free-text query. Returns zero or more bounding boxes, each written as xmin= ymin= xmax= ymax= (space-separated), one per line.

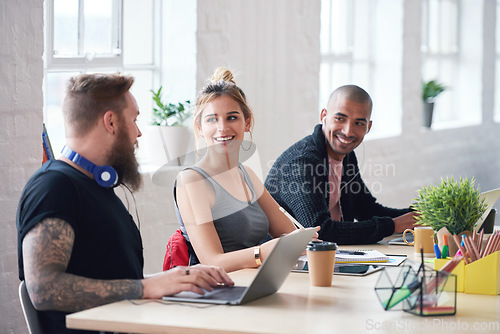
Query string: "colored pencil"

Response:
xmin=481 ymin=234 xmax=492 ymax=258
xmin=464 ymin=236 xmax=478 ymax=262
xmin=453 ymin=234 xmax=470 ymax=264
xmin=492 ymin=235 xmax=500 ymax=253
xmin=478 ymin=229 xmax=484 ymax=255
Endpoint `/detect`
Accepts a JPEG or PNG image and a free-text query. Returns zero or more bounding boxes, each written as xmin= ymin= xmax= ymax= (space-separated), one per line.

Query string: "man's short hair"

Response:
xmin=328 ymin=85 xmax=373 ymax=112
xmin=62 ymin=73 xmax=134 ymax=136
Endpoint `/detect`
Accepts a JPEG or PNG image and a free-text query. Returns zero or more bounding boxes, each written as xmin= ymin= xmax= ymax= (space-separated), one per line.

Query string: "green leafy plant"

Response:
xmin=151 ymin=87 xmax=192 ymax=126
xmin=422 ymin=80 xmax=446 ymax=103
xmin=411 ymin=177 xmax=487 ymax=235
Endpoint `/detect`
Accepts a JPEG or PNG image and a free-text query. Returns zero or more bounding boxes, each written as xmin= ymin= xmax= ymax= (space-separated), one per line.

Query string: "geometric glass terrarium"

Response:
xmin=375 ymin=259 xmax=456 ymax=316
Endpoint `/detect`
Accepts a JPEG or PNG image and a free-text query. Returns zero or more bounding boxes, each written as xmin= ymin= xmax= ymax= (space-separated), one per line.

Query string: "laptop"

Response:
xmin=475 ymin=188 xmax=500 ymax=231
xmin=162 ymin=227 xmax=317 ymax=305
xmin=388 ymin=234 xmax=413 ymax=246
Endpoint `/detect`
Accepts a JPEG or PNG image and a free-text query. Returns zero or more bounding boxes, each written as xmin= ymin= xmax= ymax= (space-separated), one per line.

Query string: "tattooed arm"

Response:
xmin=22 ymin=218 xmax=143 ymax=312
xmin=22 ymin=218 xmax=234 ymax=313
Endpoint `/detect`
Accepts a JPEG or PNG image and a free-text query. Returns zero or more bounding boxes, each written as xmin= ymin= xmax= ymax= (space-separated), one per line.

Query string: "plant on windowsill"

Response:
xmin=422 ymin=80 xmax=446 ymax=128
xmin=151 ymin=87 xmax=193 ymax=165
xmin=411 ymin=177 xmax=487 ymax=256
xmin=151 ymin=87 xmax=192 ymax=127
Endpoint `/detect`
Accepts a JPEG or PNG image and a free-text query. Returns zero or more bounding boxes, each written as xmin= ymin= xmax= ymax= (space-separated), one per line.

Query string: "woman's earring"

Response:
xmin=241 ymin=131 xmax=253 ymax=151
xmin=195 ymin=138 xmax=208 ymax=156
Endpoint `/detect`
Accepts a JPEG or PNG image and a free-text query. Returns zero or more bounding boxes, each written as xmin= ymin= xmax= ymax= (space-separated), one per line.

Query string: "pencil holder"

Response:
xmin=464 ymin=250 xmax=500 ymax=295
xmin=375 ymin=260 xmax=457 ymax=316
xmin=374 ymin=264 xmax=418 ymax=311
xmin=404 ymin=269 xmax=456 ymax=316
xmin=434 ymin=258 xmax=465 ymax=292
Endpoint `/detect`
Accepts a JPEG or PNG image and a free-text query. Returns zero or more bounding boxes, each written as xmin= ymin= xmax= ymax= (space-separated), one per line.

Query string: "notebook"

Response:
xmin=335 ymin=249 xmax=389 ymax=263
xmin=162 ymin=227 xmax=317 ymax=305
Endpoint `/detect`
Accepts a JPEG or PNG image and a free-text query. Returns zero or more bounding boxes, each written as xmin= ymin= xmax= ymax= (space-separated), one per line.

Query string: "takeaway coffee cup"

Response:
xmin=403 ymin=226 xmax=435 ymax=256
xmin=306 ymin=240 xmax=338 ymax=287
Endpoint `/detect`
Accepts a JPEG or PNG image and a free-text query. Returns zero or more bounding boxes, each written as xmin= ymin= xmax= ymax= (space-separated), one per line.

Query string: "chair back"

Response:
xmin=19 ymin=281 xmax=43 ymax=334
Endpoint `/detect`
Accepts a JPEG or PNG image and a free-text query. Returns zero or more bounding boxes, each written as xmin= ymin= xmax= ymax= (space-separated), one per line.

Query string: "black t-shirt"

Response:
xmin=17 ymin=160 xmax=144 ymax=333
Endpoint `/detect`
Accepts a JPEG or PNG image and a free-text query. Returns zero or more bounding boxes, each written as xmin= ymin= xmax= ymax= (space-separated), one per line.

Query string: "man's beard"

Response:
xmin=108 ymin=125 xmax=143 ymax=192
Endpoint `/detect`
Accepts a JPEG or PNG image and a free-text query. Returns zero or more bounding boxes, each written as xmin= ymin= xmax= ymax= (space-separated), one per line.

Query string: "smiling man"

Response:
xmin=265 ymin=85 xmax=417 ymax=244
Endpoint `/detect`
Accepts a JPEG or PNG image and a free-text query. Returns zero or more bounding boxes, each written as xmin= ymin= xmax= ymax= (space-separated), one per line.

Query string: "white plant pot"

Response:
xmin=158 ymin=126 xmax=192 ymax=165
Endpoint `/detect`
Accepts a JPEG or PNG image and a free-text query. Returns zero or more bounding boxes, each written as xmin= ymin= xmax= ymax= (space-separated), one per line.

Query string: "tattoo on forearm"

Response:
xmin=23 ymin=218 xmax=143 ymax=312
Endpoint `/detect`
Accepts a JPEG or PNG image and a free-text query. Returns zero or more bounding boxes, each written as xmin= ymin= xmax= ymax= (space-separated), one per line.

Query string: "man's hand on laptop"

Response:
xmin=142 ymin=265 xmax=234 ymax=298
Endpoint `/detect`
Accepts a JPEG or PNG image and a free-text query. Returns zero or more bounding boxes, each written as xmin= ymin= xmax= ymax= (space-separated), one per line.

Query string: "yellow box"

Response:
xmin=464 ymin=251 xmax=500 ymax=295
xmin=434 ymin=258 xmax=465 ymax=292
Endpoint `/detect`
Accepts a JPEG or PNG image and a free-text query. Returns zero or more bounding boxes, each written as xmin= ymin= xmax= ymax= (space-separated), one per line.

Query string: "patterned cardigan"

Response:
xmin=265 ymin=124 xmax=411 ymax=245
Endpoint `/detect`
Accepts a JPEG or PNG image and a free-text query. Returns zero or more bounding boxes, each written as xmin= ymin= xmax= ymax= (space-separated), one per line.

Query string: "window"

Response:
xmin=44 ymin=0 xmax=159 ymax=164
xmin=46 ymin=0 xmax=123 ymax=68
xmin=320 ymin=0 xmax=403 ymax=139
xmin=421 ymin=0 xmax=482 ymax=128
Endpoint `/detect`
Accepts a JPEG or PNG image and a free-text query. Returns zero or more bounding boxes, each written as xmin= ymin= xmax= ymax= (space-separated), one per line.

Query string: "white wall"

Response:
xmin=0 ymin=1 xmax=44 ymax=332
xmin=196 ymin=0 xmax=322 ymax=175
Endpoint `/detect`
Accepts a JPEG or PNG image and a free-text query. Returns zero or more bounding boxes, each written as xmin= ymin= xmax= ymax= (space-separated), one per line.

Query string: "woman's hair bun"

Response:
xmin=210 ymin=67 xmax=236 ymax=85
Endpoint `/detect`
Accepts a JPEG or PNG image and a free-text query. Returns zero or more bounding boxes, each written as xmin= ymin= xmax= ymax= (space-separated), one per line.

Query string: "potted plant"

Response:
xmin=411 ymin=177 xmax=487 ymax=256
xmin=151 ymin=87 xmax=193 ymax=165
xmin=422 ymin=80 xmax=446 ymax=128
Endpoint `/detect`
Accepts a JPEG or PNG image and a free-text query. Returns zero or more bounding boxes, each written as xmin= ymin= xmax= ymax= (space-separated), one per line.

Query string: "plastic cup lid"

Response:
xmin=306 ymin=240 xmax=338 ymax=251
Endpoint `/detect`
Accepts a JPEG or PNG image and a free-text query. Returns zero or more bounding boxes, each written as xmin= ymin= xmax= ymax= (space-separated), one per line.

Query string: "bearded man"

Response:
xmin=16 ymin=73 xmax=233 ymax=334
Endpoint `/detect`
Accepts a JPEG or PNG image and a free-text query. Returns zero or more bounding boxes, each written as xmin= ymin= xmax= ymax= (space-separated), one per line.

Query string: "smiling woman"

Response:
xmin=170 ymin=67 xmax=316 ymax=273
xmin=192 ymin=67 xmax=254 ymax=151
xmin=197 ymin=96 xmax=251 ymax=162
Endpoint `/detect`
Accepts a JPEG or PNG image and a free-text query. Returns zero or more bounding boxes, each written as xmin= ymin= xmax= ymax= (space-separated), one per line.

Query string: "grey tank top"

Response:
xmin=175 ymin=164 xmax=270 ymax=255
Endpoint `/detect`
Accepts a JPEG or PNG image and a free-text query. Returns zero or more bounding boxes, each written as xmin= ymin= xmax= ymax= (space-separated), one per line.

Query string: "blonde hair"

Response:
xmin=193 ymin=67 xmax=254 ymax=145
